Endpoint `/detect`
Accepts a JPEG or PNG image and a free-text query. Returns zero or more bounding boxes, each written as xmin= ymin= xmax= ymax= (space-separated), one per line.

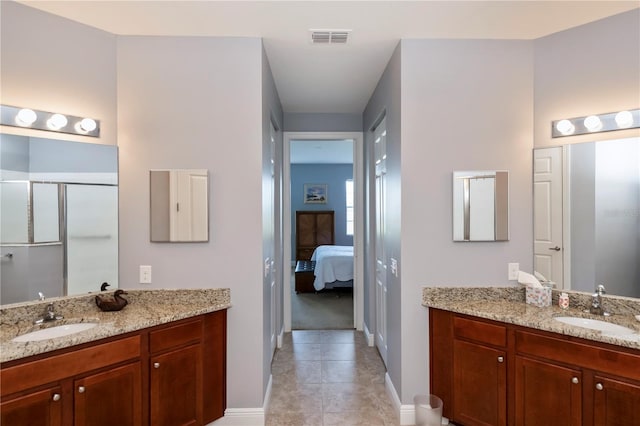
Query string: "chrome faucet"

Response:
xmin=34 ymin=302 xmax=64 ymax=324
xmin=589 ymin=284 xmax=609 ymax=316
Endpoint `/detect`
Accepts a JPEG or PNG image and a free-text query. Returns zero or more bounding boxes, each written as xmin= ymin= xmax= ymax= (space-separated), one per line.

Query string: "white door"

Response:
xmin=269 ymin=121 xmax=277 ymax=355
xmin=374 ymin=118 xmax=388 ymax=365
xmin=533 ymin=147 xmax=563 ymax=287
xmin=171 ymin=170 xmax=208 ymax=241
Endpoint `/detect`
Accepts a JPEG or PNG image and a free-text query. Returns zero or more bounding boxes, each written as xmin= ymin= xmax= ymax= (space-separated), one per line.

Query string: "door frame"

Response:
xmin=282 ymin=131 xmax=364 ymax=333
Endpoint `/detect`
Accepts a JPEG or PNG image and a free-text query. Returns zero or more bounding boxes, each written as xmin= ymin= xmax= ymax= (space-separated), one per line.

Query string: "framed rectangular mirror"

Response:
xmin=150 ymin=169 xmax=209 ymax=242
xmin=1 ymin=134 xmax=118 ymax=304
xmin=533 ymin=137 xmax=639 ymax=298
xmin=453 ymin=170 xmax=509 ymax=241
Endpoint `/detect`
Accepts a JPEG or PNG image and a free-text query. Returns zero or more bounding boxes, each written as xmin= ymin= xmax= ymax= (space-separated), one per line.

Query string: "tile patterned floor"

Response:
xmin=266 ymin=330 xmax=399 ymax=426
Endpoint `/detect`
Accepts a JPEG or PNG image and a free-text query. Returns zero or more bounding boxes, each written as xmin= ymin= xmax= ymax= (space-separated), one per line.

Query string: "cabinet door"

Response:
xmin=1 ymin=386 xmax=63 ymax=426
xmin=150 ymin=344 xmax=203 ymax=426
xmin=315 ymin=212 xmax=334 ymax=245
xmin=74 ymin=362 xmax=142 ymax=426
xmin=453 ymin=339 xmax=506 ymax=426
xmin=593 ymin=375 xmax=640 ymax=426
xmin=296 ymin=213 xmax=316 ymax=247
xmin=515 ymin=356 xmax=581 ymax=426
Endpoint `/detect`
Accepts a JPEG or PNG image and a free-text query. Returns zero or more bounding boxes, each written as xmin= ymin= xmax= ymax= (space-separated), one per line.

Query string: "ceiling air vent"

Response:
xmin=310 ymin=29 xmax=351 ymax=44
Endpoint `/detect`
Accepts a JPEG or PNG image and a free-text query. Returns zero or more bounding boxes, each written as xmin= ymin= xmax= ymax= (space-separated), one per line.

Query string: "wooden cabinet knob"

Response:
xmin=497 ymin=356 xmax=504 ymax=363
xmin=596 ymin=383 xmax=604 ymax=391
xmin=78 ymin=386 xmax=85 ymax=393
xmin=154 ymin=362 xmax=160 ymax=369
xmin=52 ymin=393 xmax=61 ymax=402
xmin=571 ymin=377 xmax=579 ymax=384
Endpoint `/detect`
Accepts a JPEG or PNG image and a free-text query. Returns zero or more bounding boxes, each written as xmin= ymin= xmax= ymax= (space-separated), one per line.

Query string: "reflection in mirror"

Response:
xmin=533 ymin=137 xmax=639 ymax=298
xmin=0 ymin=134 xmax=118 ymax=304
xmin=453 ymin=170 xmax=509 ymax=241
xmin=150 ymin=169 xmax=209 ymax=242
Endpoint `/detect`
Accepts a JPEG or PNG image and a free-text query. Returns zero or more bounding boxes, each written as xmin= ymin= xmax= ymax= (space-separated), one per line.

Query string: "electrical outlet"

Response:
xmin=508 ymin=263 xmax=519 ymax=281
xmin=139 ymin=265 xmax=152 ymax=284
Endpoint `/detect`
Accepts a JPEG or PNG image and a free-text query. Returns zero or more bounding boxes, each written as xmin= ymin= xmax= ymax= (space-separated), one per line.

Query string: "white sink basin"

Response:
xmin=12 ymin=323 xmax=97 ymax=342
xmin=554 ymin=316 xmax=635 ymax=335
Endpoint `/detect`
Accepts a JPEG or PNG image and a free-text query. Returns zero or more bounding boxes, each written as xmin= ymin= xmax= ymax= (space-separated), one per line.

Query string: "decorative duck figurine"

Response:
xmin=100 ymin=282 xmax=110 ymax=291
xmin=95 ymin=289 xmax=128 ymax=312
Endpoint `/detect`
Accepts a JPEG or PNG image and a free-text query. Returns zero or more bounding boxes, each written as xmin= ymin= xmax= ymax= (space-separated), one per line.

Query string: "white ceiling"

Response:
xmin=17 ymin=1 xmax=639 ymax=114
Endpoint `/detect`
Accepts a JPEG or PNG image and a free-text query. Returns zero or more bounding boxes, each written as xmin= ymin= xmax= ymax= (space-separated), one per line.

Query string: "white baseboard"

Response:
xmin=363 ymin=322 xmax=375 ymax=347
xmin=206 ymin=407 xmax=264 ymax=425
xmin=277 ymin=327 xmax=284 ymax=348
xmin=208 ymin=376 xmax=271 ymax=426
xmin=385 ymin=372 xmax=414 ymax=425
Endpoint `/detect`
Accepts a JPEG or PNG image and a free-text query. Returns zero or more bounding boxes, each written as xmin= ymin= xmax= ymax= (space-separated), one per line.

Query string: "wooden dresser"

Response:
xmin=295 ymin=210 xmax=334 ymax=261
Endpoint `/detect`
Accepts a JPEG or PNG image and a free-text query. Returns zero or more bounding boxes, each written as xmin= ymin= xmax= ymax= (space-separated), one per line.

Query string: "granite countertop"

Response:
xmin=0 ymin=288 xmax=231 ymax=363
xmin=422 ymin=287 xmax=640 ymax=350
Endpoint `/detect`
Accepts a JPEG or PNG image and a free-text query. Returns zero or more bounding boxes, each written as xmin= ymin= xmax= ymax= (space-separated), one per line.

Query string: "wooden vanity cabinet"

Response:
xmin=429 ymin=309 xmax=640 ymax=426
xmin=1 ymin=385 xmax=63 ymax=426
xmin=0 ymin=335 xmax=141 ymax=426
xmin=74 ymin=361 xmax=143 ymax=426
xmin=514 ymin=356 xmax=582 ymax=426
xmin=452 ymin=317 xmax=507 ymax=426
xmin=592 ymin=375 xmax=640 ymax=426
xmin=1 ymin=309 xmax=227 ymax=426
xmin=149 ymin=318 xmax=203 ymax=426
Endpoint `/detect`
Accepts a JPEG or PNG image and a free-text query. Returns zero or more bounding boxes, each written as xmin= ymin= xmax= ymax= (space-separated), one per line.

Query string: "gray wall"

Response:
xmin=116 ymin=35 xmax=266 ymax=410
xmin=284 ymin=112 xmax=363 ymax=132
xmin=0 ymin=1 xmax=117 ymax=146
xmin=362 ymin=43 xmax=403 ymax=391
xmin=399 ymin=39 xmax=534 ymax=404
xmin=534 ymin=9 xmax=640 ymax=148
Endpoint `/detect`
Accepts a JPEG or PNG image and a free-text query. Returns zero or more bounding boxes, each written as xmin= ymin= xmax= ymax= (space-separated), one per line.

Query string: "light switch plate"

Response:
xmin=390 ymin=258 xmax=398 ymax=277
xmin=508 ymin=263 xmax=519 ymax=281
xmin=139 ymin=265 xmax=152 ymax=284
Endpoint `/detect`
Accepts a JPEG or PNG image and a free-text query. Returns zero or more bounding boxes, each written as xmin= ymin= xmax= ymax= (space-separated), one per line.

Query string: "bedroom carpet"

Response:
xmin=291 ymin=274 xmax=354 ymax=330
xmin=266 ymin=330 xmax=398 ymax=425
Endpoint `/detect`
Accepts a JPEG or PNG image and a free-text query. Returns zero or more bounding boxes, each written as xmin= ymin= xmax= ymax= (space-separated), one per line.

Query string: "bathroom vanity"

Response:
xmin=424 ymin=287 xmax=640 ymax=426
xmin=0 ymin=289 xmax=230 ymax=426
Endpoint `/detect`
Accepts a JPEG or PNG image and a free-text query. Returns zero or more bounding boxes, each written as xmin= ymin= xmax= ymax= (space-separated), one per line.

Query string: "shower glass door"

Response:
xmin=66 ymin=184 xmax=118 ymax=295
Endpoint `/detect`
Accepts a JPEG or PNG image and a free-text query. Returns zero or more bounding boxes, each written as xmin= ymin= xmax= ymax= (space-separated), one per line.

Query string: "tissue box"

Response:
xmin=526 ymin=286 xmax=552 ymax=307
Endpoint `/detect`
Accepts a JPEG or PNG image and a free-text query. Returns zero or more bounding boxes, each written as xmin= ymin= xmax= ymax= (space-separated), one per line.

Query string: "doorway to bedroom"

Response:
xmin=282 ymin=131 xmax=364 ymax=332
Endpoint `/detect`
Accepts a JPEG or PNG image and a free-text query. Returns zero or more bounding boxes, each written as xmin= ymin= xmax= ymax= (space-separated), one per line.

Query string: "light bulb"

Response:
xmin=583 ymin=115 xmax=602 ymax=132
xmin=615 ymin=110 xmax=634 ymax=128
xmin=47 ymin=113 xmax=68 ymax=130
xmin=16 ymin=108 xmax=37 ymax=126
xmin=79 ymin=118 xmax=97 ymax=132
xmin=555 ymin=119 xmax=575 ymax=135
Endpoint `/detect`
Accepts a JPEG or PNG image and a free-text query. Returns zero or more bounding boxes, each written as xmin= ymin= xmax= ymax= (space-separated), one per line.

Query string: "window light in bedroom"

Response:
xmin=346 ymin=179 xmax=354 ymax=235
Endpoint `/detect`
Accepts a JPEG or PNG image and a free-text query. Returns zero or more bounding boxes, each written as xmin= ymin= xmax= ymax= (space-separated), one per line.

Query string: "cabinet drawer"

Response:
xmin=1 ymin=335 xmax=140 ymax=397
xmin=150 ymin=318 xmax=202 ymax=354
xmin=515 ymin=330 xmax=640 ymax=381
xmin=454 ymin=316 xmax=506 ymax=347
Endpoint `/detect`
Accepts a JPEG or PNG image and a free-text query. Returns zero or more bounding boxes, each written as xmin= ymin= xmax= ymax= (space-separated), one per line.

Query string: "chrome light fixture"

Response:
xmin=552 ymin=109 xmax=639 ymax=138
xmin=1 ymin=104 xmax=100 ymax=137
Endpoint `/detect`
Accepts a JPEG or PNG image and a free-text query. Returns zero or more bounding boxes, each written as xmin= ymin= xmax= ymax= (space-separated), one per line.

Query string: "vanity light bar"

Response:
xmin=0 ymin=104 xmax=100 ymax=137
xmin=552 ymin=109 xmax=639 ymax=138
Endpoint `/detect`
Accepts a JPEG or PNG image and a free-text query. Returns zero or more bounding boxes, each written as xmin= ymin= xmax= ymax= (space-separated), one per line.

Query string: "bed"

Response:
xmin=310 ymin=245 xmax=354 ymax=291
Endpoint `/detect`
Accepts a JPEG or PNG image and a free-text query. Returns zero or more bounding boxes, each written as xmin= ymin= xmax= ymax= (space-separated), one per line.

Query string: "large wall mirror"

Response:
xmin=0 ymin=134 xmax=118 ymax=304
xmin=453 ymin=170 xmax=509 ymax=241
xmin=150 ymin=169 xmax=209 ymax=242
xmin=534 ymin=137 xmax=639 ymax=298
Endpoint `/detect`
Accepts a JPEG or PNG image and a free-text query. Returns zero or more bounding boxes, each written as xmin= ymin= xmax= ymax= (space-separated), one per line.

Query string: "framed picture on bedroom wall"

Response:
xmin=304 ymin=183 xmax=328 ymax=204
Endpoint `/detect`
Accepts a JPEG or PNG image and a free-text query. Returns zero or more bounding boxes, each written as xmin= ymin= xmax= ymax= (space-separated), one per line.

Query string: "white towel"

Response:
xmin=518 ymin=271 xmax=542 ymax=288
